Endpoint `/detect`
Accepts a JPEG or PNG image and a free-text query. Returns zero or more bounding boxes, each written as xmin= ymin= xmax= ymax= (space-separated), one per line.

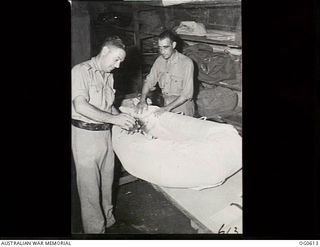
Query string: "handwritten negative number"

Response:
xmin=218 ymin=224 xmax=239 ymax=234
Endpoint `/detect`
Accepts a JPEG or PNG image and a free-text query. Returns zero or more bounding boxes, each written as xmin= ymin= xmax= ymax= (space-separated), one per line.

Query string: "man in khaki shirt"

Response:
xmin=136 ymin=30 xmax=195 ymax=116
xmin=72 ymin=36 xmax=135 ymax=233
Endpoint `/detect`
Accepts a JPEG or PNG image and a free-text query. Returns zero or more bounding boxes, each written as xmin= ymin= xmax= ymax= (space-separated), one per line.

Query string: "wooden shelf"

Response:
xmin=179 ymin=34 xmax=241 ymax=48
xmin=178 ymin=1 xmax=240 ymax=7
xmin=92 ymin=5 xmax=241 ymax=48
xmin=139 ymin=31 xmax=241 ymax=48
xmin=142 ymin=52 xmax=158 ymax=55
xmin=92 ymin=22 xmax=136 ymax=33
xmin=122 ymin=0 xmax=240 ymax=8
xmin=139 ymin=32 xmax=159 ymax=40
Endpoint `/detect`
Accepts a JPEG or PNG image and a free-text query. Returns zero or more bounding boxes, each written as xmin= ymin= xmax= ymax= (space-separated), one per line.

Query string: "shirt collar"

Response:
xmin=90 ymin=56 xmax=103 ymax=72
xmin=89 ymin=56 xmax=111 ymax=79
xmin=162 ymin=50 xmax=179 ymax=64
xmin=167 ymin=50 xmax=179 ymax=64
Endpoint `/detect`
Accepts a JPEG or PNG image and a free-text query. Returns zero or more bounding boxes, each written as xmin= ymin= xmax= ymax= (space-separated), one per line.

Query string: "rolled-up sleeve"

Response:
xmin=72 ymin=66 xmax=89 ymax=101
xmin=181 ymin=59 xmax=194 ymax=100
xmin=144 ymin=58 xmax=160 ymax=89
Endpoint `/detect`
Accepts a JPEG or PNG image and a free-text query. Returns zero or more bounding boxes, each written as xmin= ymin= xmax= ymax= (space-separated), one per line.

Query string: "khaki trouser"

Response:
xmin=72 ymin=125 xmax=115 ymax=233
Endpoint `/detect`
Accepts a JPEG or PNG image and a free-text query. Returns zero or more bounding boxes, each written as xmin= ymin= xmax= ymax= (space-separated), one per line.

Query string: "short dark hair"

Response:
xmin=100 ymin=35 xmax=125 ymax=52
xmin=159 ymin=30 xmax=177 ymax=43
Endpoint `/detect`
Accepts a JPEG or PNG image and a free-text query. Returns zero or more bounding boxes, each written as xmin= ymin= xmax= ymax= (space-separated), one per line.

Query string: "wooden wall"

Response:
xmin=71 ymin=1 xmax=91 ymax=67
xmin=75 ymin=1 xmax=241 ymax=95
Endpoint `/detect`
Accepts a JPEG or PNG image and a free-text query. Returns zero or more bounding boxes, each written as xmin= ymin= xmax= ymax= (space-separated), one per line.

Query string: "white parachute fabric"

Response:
xmin=112 ymin=102 xmax=242 ymax=189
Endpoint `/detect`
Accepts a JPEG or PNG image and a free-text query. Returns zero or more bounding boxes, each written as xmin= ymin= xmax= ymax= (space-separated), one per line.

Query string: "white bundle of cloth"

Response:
xmin=175 ymin=21 xmax=207 ymax=36
xmin=112 ymin=98 xmax=242 ymax=189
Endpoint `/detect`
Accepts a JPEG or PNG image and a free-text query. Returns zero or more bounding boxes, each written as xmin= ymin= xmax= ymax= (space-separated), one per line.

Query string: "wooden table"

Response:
xmin=151 ymin=169 xmax=242 ymax=234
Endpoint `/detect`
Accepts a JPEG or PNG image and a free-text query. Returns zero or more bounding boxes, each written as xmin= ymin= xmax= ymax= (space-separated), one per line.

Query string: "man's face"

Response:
xmin=100 ymin=46 xmax=126 ymax=72
xmin=158 ymin=38 xmax=176 ymax=60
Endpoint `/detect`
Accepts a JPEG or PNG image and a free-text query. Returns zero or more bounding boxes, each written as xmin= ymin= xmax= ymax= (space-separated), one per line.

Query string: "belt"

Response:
xmin=71 ymin=119 xmax=111 ymax=131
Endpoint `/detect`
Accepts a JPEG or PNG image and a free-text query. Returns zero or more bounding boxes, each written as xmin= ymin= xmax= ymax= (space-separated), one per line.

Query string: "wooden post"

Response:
xmin=132 ymin=4 xmax=143 ymax=93
xmin=71 ymin=1 xmax=91 ymax=67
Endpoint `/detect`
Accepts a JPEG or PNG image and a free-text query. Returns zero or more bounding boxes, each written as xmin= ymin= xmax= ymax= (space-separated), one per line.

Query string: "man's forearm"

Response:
xmin=73 ymin=97 xmax=115 ymax=124
xmin=164 ymin=95 xmax=188 ymax=112
xmin=140 ymin=82 xmax=150 ymax=102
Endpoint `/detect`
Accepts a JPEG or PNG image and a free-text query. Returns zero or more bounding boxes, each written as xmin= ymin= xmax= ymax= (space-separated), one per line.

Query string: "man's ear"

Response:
xmin=101 ymin=46 xmax=110 ymax=55
xmin=172 ymin=41 xmax=177 ymax=49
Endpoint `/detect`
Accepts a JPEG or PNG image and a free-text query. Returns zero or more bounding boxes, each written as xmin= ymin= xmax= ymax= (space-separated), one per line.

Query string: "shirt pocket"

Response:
xmin=159 ymin=72 xmax=177 ymax=95
xmin=170 ymin=75 xmax=184 ymax=94
xmin=88 ymin=83 xmax=103 ymax=105
xmin=158 ymin=72 xmax=167 ymax=89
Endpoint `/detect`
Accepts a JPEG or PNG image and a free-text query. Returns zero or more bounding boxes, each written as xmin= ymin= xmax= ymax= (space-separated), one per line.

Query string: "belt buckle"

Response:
xmin=93 ymin=123 xmax=100 ymax=131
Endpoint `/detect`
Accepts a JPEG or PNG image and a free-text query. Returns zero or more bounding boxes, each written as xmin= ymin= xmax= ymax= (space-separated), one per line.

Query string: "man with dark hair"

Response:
xmin=72 ymin=35 xmax=135 ymax=233
xmin=136 ymin=30 xmax=195 ymax=116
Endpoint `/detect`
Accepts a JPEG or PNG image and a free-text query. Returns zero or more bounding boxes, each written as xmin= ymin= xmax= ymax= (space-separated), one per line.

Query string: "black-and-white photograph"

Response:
xmin=71 ymin=0 xmax=242 ymax=235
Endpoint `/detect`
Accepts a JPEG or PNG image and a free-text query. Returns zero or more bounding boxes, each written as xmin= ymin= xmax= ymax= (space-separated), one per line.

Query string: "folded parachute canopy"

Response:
xmin=112 ymin=100 xmax=242 ymax=189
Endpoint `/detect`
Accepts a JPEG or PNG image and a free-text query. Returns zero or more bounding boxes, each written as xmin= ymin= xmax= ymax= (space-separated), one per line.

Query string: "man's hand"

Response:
xmin=135 ymin=100 xmax=148 ymax=114
xmin=111 ymin=113 xmax=136 ymax=131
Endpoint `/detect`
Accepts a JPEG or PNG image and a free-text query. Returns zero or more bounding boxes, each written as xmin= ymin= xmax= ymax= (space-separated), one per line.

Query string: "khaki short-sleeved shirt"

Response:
xmin=145 ymin=51 xmax=194 ymax=99
xmin=72 ymin=57 xmax=116 ymax=124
